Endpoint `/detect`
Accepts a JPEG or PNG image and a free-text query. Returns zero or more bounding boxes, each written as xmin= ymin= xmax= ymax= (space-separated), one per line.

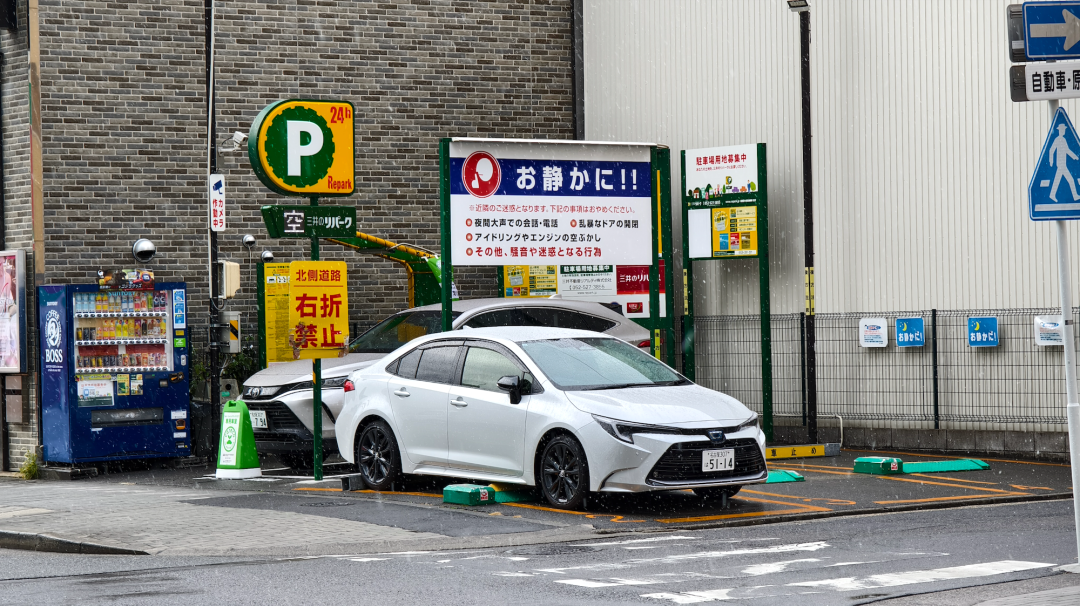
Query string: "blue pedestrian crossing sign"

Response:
xmin=1029 ymin=107 xmax=1080 ymax=220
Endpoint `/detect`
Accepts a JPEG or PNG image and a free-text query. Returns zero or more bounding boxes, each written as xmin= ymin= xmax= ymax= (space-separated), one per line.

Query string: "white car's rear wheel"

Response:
xmin=357 ymin=421 xmax=401 ymax=491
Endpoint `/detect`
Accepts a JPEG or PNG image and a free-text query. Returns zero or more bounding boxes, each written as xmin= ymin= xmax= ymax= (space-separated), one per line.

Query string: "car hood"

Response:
xmin=563 ymin=384 xmax=752 ymax=425
xmin=243 ymin=353 xmax=387 ymax=387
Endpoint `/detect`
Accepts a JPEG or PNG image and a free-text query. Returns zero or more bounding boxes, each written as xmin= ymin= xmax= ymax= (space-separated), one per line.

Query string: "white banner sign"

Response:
xmin=859 ymin=317 xmax=888 ymax=348
xmin=684 ymin=144 xmax=759 ymax=200
xmin=1034 ymin=315 xmax=1064 ymax=346
xmin=209 ymin=174 xmax=225 ymax=232
xmin=1022 ymin=62 xmax=1080 ymax=102
xmin=448 ymin=140 xmax=653 ymax=266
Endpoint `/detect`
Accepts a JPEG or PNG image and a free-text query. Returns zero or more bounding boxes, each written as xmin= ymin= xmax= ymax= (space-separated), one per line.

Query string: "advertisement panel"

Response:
xmin=502 ymin=262 xmax=667 ymax=319
xmin=0 ymin=250 xmax=26 ymax=373
xmin=287 ymin=261 xmax=349 ymax=360
xmin=248 ymin=100 xmax=355 ymax=197
xmin=684 ymin=144 xmax=759 ymax=199
xmin=262 ymin=263 xmax=294 ymax=363
xmin=447 ymin=140 xmax=653 ymax=267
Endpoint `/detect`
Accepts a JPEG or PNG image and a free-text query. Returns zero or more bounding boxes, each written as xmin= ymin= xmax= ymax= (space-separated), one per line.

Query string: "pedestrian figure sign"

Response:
xmin=1030 ymin=107 xmax=1080 ymax=220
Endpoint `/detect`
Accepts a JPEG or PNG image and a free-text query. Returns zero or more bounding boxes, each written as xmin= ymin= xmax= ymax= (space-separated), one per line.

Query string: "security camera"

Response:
xmin=242 ymin=234 xmax=256 ymax=249
xmin=132 ymin=239 xmax=157 ymax=263
xmin=261 ymin=250 xmax=274 ymax=263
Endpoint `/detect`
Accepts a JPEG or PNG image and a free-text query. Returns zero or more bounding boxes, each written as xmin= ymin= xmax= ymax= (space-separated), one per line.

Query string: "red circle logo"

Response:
xmin=462 ymin=151 xmax=501 ymax=198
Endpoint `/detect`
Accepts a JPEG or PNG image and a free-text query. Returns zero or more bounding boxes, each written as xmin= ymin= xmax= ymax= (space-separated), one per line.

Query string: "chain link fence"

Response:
xmin=689 ymin=308 xmax=1076 ymax=430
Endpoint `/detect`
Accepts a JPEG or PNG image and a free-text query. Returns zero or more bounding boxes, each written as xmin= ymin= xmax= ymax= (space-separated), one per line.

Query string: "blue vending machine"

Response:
xmin=39 ymin=281 xmax=190 ymax=463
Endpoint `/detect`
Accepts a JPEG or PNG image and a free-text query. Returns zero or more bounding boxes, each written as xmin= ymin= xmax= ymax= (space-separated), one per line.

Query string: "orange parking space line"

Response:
xmin=787 ymin=468 xmax=855 ymax=476
xmin=780 ymin=462 xmax=854 ymax=471
xmin=734 ymin=495 xmax=833 ymax=513
xmin=1011 ymin=484 xmax=1053 ymax=491
xmin=502 ymin=502 xmax=645 ymax=523
xmin=657 ymin=507 xmax=816 ymax=524
xmin=355 ymin=489 xmax=444 ymax=498
xmin=743 ymin=489 xmax=857 ymax=506
xmin=905 ymin=474 xmax=999 ymax=485
xmin=293 ymin=487 xmax=343 ymax=492
xmin=880 ymin=475 xmax=1027 ymax=495
xmin=874 ymin=493 xmax=1027 ymax=505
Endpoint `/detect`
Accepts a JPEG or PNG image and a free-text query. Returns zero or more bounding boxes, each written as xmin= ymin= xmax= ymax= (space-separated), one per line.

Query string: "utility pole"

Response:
xmin=204 ymin=0 xmax=222 ymax=452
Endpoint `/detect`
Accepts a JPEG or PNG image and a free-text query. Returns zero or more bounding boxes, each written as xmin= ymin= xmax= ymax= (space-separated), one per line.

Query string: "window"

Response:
xmin=549 ymin=309 xmax=616 ymax=332
xmin=460 ymin=347 xmax=522 ymax=392
xmin=520 ymin=337 xmax=687 ymax=391
xmin=463 ymin=306 xmax=616 ymax=333
xmin=349 ymin=310 xmax=461 ymax=354
xmin=392 ymin=349 xmax=422 ymax=379
xmin=414 ymin=346 xmax=460 ymax=384
xmin=464 ymin=308 xmax=528 ymax=328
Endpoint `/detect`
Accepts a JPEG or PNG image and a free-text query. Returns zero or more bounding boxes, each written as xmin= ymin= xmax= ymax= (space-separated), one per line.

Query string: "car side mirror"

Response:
xmin=497 ymin=375 xmax=522 ymax=404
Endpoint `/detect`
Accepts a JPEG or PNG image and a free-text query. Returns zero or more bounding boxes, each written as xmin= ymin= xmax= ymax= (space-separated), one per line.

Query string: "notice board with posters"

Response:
xmin=0 ymin=250 xmax=26 ymax=374
xmin=680 ymin=143 xmax=772 ymax=436
xmin=441 ymin=139 xmax=674 ymax=359
xmin=258 ymin=263 xmax=294 ymax=365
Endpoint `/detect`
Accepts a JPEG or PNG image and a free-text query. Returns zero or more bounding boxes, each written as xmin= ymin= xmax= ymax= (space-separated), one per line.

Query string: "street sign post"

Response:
xmin=1010 ymin=60 xmax=1080 ymax=102
xmin=249 ymin=99 xmax=356 ymax=481
xmin=261 ymin=205 xmax=357 ymax=238
xmin=1023 ymin=2 xmax=1080 ymax=60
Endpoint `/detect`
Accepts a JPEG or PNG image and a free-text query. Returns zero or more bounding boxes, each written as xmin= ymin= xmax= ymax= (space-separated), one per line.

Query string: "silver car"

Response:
xmin=240 ymin=297 xmax=650 ymax=466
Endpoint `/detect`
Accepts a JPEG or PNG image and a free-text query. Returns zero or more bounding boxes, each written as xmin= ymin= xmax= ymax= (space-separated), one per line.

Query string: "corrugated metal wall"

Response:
xmin=584 ymin=0 xmax=1080 ymax=316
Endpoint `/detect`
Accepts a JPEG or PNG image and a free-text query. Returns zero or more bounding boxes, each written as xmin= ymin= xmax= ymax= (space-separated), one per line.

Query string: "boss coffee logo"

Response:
xmin=44 ymin=309 xmax=63 ymax=364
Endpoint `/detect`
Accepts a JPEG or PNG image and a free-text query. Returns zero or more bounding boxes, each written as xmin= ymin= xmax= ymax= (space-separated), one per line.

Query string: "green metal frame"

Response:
xmin=681 ymin=144 xmax=774 ymax=441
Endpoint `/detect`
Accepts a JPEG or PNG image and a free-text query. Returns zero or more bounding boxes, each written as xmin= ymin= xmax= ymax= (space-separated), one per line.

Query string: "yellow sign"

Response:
xmin=287 ymin=261 xmax=349 ymax=360
xmin=263 ymin=263 xmax=294 ymax=364
xmin=502 ymin=265 xmax=558 ymax=297
xmin=766 ymin=445 xmax=827 ymax=460
xmin=249 ymin=100 xmax=355 ymax=196
xmin=711 ymin=206 xmax=758 ymax=257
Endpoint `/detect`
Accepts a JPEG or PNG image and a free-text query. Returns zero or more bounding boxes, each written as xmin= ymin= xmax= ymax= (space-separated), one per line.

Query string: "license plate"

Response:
xmin=249 ymin=410 xmax=268 ymax=429
xmin=702 ymin=449 xmax=735 ymax=472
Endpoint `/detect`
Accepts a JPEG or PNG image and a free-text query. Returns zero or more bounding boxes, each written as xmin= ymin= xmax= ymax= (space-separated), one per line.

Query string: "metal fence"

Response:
xmin=691 ymin=308 xmax=1076 ymax=430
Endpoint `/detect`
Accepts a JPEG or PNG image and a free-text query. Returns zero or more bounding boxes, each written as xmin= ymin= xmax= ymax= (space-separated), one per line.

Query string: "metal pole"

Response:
xmin=931 ymin=308 xmax=939 ymax=430
xmin=680 ymin=151 xmax=696 ymax=382
xmin=1048 ymin=99 xmax=1080 ymax=566
xmin=204 ymin=0 xmax=221 ymax=456
xmin=310 ymin=196 xmax=322 ymax=481
xmin=799 ymin=312 xmax=806 ymax=427
xmin=799 ymin=9 xmax=818 ymax=444
xmin=758 ymin=143 xmax=773 ymax=443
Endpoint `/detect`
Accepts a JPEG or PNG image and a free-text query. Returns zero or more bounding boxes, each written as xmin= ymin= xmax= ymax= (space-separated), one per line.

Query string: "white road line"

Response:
xmin=536 ymin=542 xmax=831 ymax=575
xmin=789 ymin=560 xmax=1055 ymax=591
xmin=0 ymin=508 xmax=52 ymax=519
xmin=585 ymin=535 xmax=698 ymax=547
xmin=557 ymin=578 xmax=662 ymax=588
xmin=642 ymin=588 xmax=738 ymax=604
xmin=741 ymin=558 xmax=821 ymax=576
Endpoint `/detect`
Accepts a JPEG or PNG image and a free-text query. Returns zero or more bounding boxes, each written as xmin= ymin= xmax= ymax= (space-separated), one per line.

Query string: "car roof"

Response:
xmin=415 ymin=326 xmax=614 ymax=346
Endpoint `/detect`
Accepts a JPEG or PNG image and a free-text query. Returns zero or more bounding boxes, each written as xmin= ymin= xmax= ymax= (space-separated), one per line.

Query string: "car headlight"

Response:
xmin=242 ymin=385 xmax=281 ymax=399
xmin=737 ymin=414 xmax=759 ymax=432
xmin=322 ymin=377 xmax=349 ymax=389
xmin=592 ymin=415 xmax=684 ymax=444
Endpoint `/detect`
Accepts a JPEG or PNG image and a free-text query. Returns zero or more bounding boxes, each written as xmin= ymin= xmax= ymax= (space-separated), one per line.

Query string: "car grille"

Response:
xmin=646 ymin=438 xmax=766 ymax=485
xmin=244 ymin=400 xmax=305 ymax=432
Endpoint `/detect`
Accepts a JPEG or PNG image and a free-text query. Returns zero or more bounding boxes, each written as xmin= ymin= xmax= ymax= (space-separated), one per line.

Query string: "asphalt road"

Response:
xmin=2 ymin=499 xmax=1079 ymax=606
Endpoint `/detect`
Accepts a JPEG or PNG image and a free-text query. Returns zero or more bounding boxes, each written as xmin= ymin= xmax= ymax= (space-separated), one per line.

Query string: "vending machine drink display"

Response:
xmin=39 ymin=282 xmax=190 ymax=463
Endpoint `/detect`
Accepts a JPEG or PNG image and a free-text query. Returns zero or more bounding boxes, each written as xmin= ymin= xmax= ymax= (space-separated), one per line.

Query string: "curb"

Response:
xmin=591 ymin=491 xmax=1075 ymax=534
xmin=0 ymin=530 xmax=148 ymax=555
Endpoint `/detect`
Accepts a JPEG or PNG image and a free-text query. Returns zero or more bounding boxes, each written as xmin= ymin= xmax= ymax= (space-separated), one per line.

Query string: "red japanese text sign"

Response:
xmin=287 ymin=261 xmax=349 ymax=360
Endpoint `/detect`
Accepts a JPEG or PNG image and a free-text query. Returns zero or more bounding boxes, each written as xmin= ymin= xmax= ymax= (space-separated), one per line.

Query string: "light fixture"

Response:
xmin=132 ymin=239 xmax=157 ymax=263
xmin=242 ymin=234 xmax=256 ymax=250
xmin=786 ymin=0 xmax=809 ymax=11
xmin=261 ymin=250 xmax=274 ymax=263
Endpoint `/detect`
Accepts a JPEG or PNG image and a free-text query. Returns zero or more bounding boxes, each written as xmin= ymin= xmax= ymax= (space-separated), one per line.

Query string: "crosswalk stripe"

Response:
xmin=789 ymin=560 xmax=1055 ymax=591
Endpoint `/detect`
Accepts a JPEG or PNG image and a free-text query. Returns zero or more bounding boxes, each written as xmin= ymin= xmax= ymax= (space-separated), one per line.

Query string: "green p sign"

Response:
xmin=248 ymin=100 xmax=355 ymax=196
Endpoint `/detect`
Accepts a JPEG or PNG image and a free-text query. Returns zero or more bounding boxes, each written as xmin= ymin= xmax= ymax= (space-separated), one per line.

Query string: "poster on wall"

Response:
xmin=262 ymin=263 xmax=294 ymax=363
xmin=859 ymin=317 xmax=888 ymax=348
xmin=1034 ymin=315 xmax=1063 ymax=346
xmin=501 ymin=262 xmax=667 ymax=319
xmin=0 ymin=250 xmax=26 ymax=373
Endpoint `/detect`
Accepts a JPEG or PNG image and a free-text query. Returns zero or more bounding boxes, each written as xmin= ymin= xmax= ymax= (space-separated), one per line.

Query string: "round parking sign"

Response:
xmin=462 ymin=151 xmax=501 ymax=198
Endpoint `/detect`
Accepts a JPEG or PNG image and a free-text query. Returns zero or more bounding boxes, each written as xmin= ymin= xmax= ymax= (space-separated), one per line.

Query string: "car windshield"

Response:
xmin=519 ymin=337 xmax=688 ymax=391
xmin=348 ymin=310 xmax=461 ymax=353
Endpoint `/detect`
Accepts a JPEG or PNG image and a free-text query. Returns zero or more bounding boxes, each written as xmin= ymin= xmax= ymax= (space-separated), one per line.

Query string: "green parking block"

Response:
xmin=902 ymin=459 xmax=989 ymax=473
xmin=853 ymin=456 xmax=904 ymax=475
xmin=488 ymin=483 xmax=535 ymax=503
xmin=766 ymin=470 xmax=805 ymax=484
xmin=443 ymin=484 xmax=497 ymax=506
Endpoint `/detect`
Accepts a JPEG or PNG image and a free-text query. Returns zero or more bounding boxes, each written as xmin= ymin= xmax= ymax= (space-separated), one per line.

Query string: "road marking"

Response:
xmin=558 ymin=578 xmax=661 ymax=588
xmin=293 ymin=487 xmax=342 ymax=492
xmin=356 ymin=489 xmax=444 ymax=498
xmin=657 ymin=495 xmax=831 ymax=524
xmin=642 ymin=588 xmax=738 ymax=603
xmin=534 ymin=542 xmax=830 ymax=575
xmin=741 ymin=558 xmax=822 ymax=576
xmin=503 ymin=502 xmax=644 ymax=523
xmin=1011 ymin=484 xmax=1053 ymax=491
xmin=879 ymin=475 xmax=1027 ymax=495
xmin=850 ymin=449 xmax=1072 ymax=468
xmin=348 ymin=557 xmax=388 ymax=562
xmin=0 ymin=508 xmax=52 ymax=519
xmin=743 ymin=489 xmax=856 ymax=506
xmin=585 ymin=536 xmax=697 ymax=547
xmin=906 ymin=474 xmax=998 ymax=485
xmin=873 ymin=494 xmax=1026 ymax=505
xmin=789 ymin=560 xmax=1054 ymax=591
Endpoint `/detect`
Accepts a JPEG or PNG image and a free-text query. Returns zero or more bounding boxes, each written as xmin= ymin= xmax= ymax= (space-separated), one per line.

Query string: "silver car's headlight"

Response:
xmin=322 ymin=377 xmax=349 ymax=389
xmin=737 ymin=414 xmax=759 ymax=432
xmin=593 ymin=415 xmax=684 ymax=444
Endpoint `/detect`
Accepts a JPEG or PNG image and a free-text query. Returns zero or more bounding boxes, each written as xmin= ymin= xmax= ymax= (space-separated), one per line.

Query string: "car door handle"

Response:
xmin=393 ymin=388 xmax=410 ymax=398
xmin=450 ymin=397 xmax=468 ymax=408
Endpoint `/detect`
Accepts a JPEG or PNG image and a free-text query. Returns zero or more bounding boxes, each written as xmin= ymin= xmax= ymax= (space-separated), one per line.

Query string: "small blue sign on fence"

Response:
xmin=896 ymin=317 xmax=925 ymax=347
xmin=968 ymin=317 xmax=999 ymax=347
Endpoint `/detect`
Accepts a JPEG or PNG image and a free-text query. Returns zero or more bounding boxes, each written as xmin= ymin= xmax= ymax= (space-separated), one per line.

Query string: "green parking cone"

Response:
xmin=215 ymin=400 xmax=262 ymax=479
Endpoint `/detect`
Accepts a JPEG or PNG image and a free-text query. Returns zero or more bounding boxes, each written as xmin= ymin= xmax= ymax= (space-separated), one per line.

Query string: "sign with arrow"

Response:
xmin=1029 ymin=107 xmax=1080 ymax=220
xmin=1024 ymin=2 xmax=1080 ymax=60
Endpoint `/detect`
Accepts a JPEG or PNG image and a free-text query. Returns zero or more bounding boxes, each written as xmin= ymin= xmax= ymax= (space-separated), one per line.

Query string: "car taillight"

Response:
xmin=343 ymin=380 xmax=355 ymax=392
xmin=637 ymin=340 xmax=651 ymax=348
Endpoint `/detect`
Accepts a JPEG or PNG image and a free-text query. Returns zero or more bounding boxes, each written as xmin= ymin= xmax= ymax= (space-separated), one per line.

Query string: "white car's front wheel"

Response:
xmin=538 ymin=435 xmax=590 ymax=510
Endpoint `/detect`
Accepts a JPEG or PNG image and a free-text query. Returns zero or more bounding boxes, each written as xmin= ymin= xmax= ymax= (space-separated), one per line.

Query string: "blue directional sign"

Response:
xmin=1029 ymin=108 xmax=1080 ymax=220
xmin=895 ymin=317 xmax=925 ymax=348
xmin=1024 ymin=2 xmax=1080 ymax=60
xmin=968 ymin=317 xmax=999 ymax=348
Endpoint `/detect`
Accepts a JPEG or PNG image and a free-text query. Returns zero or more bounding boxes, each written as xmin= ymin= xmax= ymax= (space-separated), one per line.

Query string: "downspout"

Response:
xmin=0 ymin=50 xmax=6 ymax=471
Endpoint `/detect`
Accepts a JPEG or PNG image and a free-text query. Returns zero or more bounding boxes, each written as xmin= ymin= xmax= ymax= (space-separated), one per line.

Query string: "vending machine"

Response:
xmin=39 ymin=281 xmax=190 ymax=463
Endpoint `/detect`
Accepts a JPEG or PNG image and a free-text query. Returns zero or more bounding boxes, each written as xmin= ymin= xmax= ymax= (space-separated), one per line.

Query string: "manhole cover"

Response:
xmin=300 ymin=501 xmax=355 ymax=508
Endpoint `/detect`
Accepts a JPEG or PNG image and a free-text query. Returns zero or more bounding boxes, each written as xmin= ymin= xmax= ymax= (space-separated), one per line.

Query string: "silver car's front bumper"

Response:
xmin=579 ymin=422 xmax=768 ymax=493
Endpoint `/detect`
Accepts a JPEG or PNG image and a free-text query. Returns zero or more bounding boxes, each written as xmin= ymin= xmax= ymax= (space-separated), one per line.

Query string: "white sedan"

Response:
xmin=335 ymin=327 xmax=767 ymax=509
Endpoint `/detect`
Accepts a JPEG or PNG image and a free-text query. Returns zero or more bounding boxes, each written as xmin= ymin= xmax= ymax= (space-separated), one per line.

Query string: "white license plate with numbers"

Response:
xmin=702 ymin=449 xmax=735 ymax=472
xmin=249 ymin=410 xmax=268 ymax=429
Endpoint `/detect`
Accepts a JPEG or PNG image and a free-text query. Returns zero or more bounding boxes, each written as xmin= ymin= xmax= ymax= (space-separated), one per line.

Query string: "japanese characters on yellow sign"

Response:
xmin=710 ymin=205 xmax=758 ymax=257
xmin=502 ymin=265 xmax=558 ymax=297
xmin=263 ymin=263 xmax=294 ymax=363
xmin=287 ymin=261 xmax=349 ymax=360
